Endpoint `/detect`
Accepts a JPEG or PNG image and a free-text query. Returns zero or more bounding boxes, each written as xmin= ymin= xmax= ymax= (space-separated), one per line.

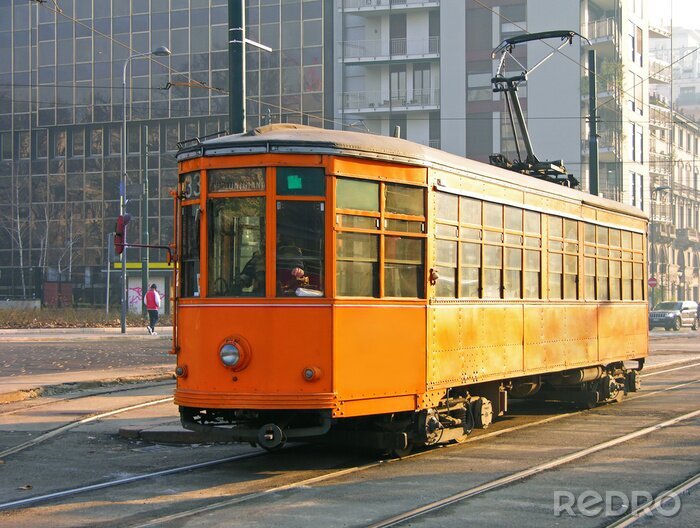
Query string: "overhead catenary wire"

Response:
xmin=471 ymin=0 xmax=700 ymax=126
xmin=28 ymin=0 xmax=370 ymax=133
xmin=24 ymin=0 xmax=700 ymax=133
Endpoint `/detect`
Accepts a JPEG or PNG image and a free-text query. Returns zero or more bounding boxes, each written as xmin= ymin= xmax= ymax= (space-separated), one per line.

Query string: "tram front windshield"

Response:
xmin=204 ymin=166 xmax=325 ymax=298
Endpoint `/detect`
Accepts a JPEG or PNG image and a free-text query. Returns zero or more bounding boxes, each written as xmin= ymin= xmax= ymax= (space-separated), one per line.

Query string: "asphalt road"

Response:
xmin=0 ymin=339 xmax=172 ymax=378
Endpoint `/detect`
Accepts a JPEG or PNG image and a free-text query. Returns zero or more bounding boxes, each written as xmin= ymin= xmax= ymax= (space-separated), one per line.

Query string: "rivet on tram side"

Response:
xmin=232 ymin=376 xmax=238 ymax=382
xmin=175 ymin=366 xmax=188 ymax=378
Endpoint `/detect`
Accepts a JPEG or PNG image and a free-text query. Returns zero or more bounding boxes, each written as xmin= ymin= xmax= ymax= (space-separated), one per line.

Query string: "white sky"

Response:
xmin=650 ymin=0 xmax=700 ymax=30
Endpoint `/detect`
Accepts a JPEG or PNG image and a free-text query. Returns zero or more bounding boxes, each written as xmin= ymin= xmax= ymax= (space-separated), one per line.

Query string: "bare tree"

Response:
xmin=56 ymin=212 xmax=82 ymax=282
xmin=0 ymin=178 xmax=30 ymax=298
xmin=32 ymin=203 xmax=50 ymax=275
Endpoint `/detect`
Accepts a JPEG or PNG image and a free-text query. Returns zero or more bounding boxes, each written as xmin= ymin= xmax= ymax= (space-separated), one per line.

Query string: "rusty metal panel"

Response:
xmin=428 ymin=306 xmax=464 ymax=387
xmin=524 ymin=304 xmax=598 ymax=371
xmin=599 ymin=303 xmax=648 ymax=361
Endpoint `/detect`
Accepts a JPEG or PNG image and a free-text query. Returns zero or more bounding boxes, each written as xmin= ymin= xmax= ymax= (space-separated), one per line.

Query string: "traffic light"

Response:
xmin=114 ymin=214 xmax=131 ymax=255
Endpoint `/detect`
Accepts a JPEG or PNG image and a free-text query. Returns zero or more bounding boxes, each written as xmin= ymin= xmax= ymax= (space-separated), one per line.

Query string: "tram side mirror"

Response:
xmin=114 ymin=214 xmax=131 ymax=255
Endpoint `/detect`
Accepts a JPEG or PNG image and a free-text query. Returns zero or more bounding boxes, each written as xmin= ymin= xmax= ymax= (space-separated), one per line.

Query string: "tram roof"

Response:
xmin=177 ymin=124 xmax=647 ymax=221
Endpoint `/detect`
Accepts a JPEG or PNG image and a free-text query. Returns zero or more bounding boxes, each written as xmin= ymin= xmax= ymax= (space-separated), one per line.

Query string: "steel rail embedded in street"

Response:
xmin=366 ymin=407 xmax=700 ymax=528
xmin=0 ymin=396 xmax=174 ymax=459
xmin=2 ymin=362 xmax=699 ymax=520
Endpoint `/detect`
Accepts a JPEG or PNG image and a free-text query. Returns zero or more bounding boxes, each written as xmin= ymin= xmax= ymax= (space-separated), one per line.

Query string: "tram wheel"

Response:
xmin=390 ymin=443 xmax=414 ymax=458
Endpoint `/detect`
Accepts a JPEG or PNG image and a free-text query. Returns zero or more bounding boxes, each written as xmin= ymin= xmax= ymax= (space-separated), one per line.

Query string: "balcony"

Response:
xmin=650 ymin=221 xmax=676 ymax=242
xmin=649 ymin=59 xmax=671 ymax=84
xmin=586 ymin=18 xmax=618 ymax=50
xmin=581 ymin=129 xmax=619 ymax=161
xmin=340 ymin=88 xmax=440 ymax=113
xmin=649 ymin=106 xmax=671 ymax=129
xmin=340 ymin=37 xmax=440 ymax=62
xmin=676 ymin=228 xmax=699 ymax=248
xmin=340 ymin=0 xmax=440 ymax=13
xmin=648 ymin=22 xmax=671 ymax=39
xmin=649 ymin=152 xmax=672 ymax=176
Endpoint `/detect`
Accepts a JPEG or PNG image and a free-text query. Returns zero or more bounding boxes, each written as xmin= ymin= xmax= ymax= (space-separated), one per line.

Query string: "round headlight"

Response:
xmin=220 ymin=343 xmax=241 ymax=367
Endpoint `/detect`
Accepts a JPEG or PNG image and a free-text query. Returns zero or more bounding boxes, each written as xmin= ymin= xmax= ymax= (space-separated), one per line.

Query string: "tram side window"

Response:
xmin=435 ymin=192 xmax=458 ymax=297
xmin=181 ymin=205 xmax=201 ymax=297
xmin=385 ymin=236 xmax=425 ymax=297
xmin=584 ymin=224 xmax=596 ymax=300
xmin=523 ymin=211 xmax=541 ymax=299
xmin=336 ymin=178 xmax=426 ymax=298
xmin=632 ymin=232 xmax=644 ymax=300
xmin=384 ymin=183 xmax=425 ymax=297
xmin=336 ymin=178 xmax=380 ymax=297
xmin=597 ymin=227 xmax=610 ymax=300
xmin=482 ymin=203 xmax=503 ymax=298
xmin=208 ymin=197 xmax=265 ymax=297
xmin=504 ymin=207 xmax=523 ymax=299
xmin=621 ymin=231 xmax=633 ymax=299
xmin=459 ymin=197 xmax=482 ymax=298
xmin=337 ymin=232 xmax=379 ymax=296
xmin=609 ymin=229 xmax=622 ymax=300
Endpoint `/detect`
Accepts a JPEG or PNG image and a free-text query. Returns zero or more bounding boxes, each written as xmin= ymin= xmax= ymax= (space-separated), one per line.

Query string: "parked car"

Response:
xmin=649 ymin=300 xmax=698 ymax=331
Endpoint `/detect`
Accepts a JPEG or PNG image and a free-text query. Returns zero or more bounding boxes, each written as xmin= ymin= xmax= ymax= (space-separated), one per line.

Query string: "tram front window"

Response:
xmin=208 ymin=197 xmax=265 ymax=297
xmin=276 ymin=201 xmax=325 ymax=297
xmin=181 ymin=205 xmax=201 ymax=297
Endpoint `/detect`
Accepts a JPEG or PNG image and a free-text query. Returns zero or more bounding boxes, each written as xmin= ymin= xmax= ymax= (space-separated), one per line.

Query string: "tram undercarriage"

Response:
xmin=180 ymin=360 xmax=644 ymax=455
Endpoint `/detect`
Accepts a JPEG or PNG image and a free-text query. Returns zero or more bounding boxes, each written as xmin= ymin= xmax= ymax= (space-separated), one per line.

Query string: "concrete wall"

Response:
xmin=439 ymin=3 xmax=466 ymax=156
xmin=526 ymin=0 xmax=583 ymax=184
xmin=0 ymin=300 xmax=41 ymax=310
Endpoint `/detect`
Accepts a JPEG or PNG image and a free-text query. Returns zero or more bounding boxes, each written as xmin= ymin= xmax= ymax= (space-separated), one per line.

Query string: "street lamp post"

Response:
xmin=120 ymin=46 xmax=171 ymax=334
xmin=650 ymin=185 xmax=671 ymax=308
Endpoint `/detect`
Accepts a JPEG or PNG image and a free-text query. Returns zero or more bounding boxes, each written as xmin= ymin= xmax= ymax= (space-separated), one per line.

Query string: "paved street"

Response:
xmin=0 ymin=336 xmax=171 ymax=378
xmin=0 ymin=340 xmax=698 ymax=527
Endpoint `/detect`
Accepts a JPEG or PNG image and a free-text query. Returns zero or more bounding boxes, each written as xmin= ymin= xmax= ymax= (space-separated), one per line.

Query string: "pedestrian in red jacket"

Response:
xmin=143 ymin=284 xmax=161 ymax=335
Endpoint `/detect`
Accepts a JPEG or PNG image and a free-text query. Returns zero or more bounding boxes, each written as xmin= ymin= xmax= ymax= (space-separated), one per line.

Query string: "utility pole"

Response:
xmin=141 ymin=124 xmax=149 ymax=316
xmin=588 ymin=49 xmax=599 ymax=196
xmin=229 ymin=0 xmax=246 ymax=134
xmin=228 ymin=0 xmax=271 ymax=134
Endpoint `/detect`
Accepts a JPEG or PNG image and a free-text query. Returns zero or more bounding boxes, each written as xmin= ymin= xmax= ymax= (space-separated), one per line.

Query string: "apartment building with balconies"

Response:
xmin=334 ymin=0 xmax=441 ymax=147
xmin=335 ymin=1 xmax=655 ymax=206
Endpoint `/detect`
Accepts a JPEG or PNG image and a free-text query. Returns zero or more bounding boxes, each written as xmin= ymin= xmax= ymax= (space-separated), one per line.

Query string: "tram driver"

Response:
xmin=276 ymin=234 xmax=309 ymax=295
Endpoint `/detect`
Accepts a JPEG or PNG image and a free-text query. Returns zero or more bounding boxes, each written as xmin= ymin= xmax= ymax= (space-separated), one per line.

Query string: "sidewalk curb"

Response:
xmin=0 ymin=372 xmax=175 ymax=405
xmin=0 ymin=327 xmax=173 ymax=343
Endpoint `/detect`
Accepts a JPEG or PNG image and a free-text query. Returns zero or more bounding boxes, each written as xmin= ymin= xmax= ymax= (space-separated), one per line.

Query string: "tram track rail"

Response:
xmin=0 ymin=380 xmax=174 ymax=418
xmin=0 ymin=396 xmax=174 ymax=459
xmin=607 ymin=471 xmax=700 ymax=527
xmin=2 ymin=360 xmax=699 ymax=522
xmin=366 ymin=407 xmax=700 ymax=528
xmin=0 ymin=356 xmax=693 ymax=461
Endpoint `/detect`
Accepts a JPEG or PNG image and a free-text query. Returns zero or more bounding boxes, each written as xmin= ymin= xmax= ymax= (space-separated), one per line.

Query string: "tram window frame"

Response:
xmin=547 ymin=216 xmax=578 ymax=301
xmin=274 ymin=167 xmax=326 ymax=298
xmin=434 ymin=192 xmax=458 ymax=298
xmin=207 ymin=196 xmax=267 ymax=298
xmin=180 ymin=203 xmax=201 ymax=298
xmin=582 ymin=223 xmax=642 ymax=302
xmin=335 ymin=177 xmax=426 ymax=299
xmin=458 ymin=196 xmax=482 ymax=299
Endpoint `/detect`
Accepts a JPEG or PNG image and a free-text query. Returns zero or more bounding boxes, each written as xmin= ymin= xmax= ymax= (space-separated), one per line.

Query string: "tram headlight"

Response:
xmin=218 ymin=336 xmax=252 ymax=371
xmin=220 ymin=342 xmax=241 ymax=367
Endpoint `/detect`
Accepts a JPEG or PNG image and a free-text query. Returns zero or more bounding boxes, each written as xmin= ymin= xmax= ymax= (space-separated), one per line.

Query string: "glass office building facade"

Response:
xmin=0 ymin=0 xmax=332 ymax=304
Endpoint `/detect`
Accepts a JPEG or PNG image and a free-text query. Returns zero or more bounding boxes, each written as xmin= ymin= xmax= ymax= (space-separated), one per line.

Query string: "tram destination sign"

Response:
xmin=208 ymin=167 xmax=266 ymax=193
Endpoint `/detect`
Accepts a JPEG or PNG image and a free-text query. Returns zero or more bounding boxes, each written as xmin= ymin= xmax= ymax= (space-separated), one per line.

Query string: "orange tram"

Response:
xmin=172 ymin=124 xmax=648 ymax=453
